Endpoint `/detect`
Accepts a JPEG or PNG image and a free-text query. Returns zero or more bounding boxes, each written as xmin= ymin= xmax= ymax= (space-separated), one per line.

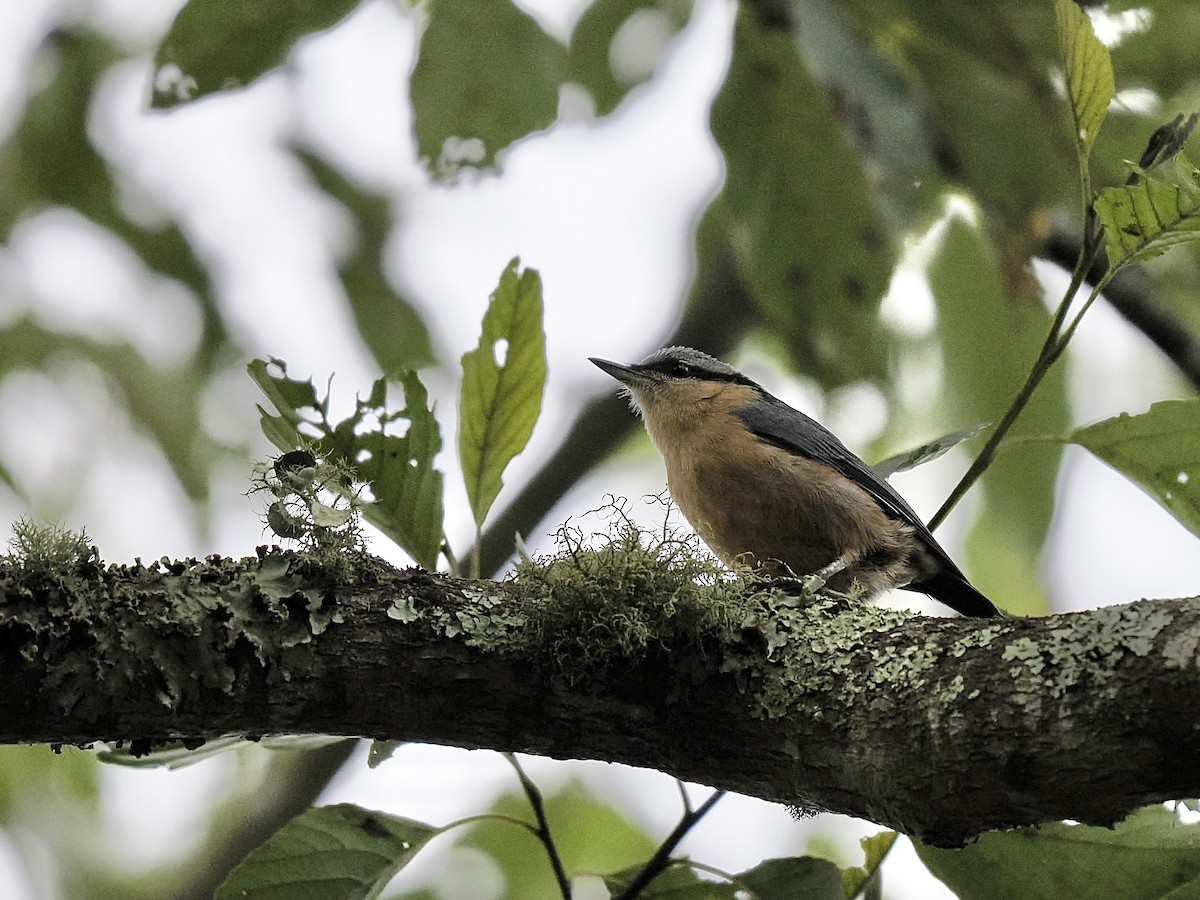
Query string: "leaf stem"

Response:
xmin=504 ymin=753 xmax=572 ymax=899
xmin=929 ymin=235 xmax=1107 ymax=531
xmin=614 ymin=789 xmax=727 ymax=900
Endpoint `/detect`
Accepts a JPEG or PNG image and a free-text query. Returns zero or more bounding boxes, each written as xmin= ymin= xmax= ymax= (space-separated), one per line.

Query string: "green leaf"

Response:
xmin=568 ymin=0 xmax=692 ymax=117
xmin=710 ymin=9 xmax=895 ymax=387
xmin=736 ymin=856 xmax=844 ymax=900
xmin=215 ymin=803 xmax=437 ymax=900
xmin=1052 ymin=0 xmax=1114 ymax=161
xmin=151 ymin=0 xmax=362 ymax=109
xmin=1095 ymin=170 xmax=1200 ymax=270
xmin=458 ymin=258 xmax=547 ymax=528
xmin=928 ymin=217 xmax=1068 ymax=616
xmin=464 ymin=779 xmax=657 ymax=899
xmin=873 ymin=424 xmax=988 ymax=480
xmin=602 ymin=861 xmax=732 ymax=898
xmin=332 ymin=372 xmax=445 ymax=569
xmin=842 ymin=831 xmax=897 ymax=899
xmin=410 ymin=0 xmax=567 ymax=175
xmin=249 ymin=360 xmax=445 ymax=569
xmin=1066 ymin=399 xmax=1200 ymax=538
xmin=915 ymin=805 xmax=1200 ymax=900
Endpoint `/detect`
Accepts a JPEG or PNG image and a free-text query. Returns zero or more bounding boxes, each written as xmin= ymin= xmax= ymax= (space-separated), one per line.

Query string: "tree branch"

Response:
xmin=4 ymin=549 xmax=1198 ymax=848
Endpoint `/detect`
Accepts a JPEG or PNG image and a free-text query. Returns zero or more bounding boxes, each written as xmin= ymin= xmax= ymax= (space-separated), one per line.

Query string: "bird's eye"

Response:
xmin=669 ymin=361 xmax=692 ymax=378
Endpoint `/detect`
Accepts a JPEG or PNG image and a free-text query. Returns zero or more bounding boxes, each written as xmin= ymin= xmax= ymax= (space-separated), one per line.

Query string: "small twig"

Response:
xmin=504 ymin=753 xmax=572 ymax=899
xmin=615 ymin=789 xmax=727 ymax=900
xmin=674 ymin=778 xmax=694 ymax=815
xmin=929 ymin=233 xmax=1103 ymax=531
xmin=1045 ymin=227 xmax=1200 ymax=390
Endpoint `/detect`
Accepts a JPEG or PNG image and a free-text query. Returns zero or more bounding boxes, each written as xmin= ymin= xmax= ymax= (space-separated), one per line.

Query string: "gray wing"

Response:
xmin=736 ymin=393 xmax=960 ymax=571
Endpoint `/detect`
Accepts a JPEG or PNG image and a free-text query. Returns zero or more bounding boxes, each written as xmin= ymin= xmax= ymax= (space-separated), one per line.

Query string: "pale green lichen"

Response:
xmin=0 ymin=529 xmax=356 ymax=724
xmin=1162 ymin=630 xmax=1200 ymax=669
xmin=994 ymin=602 xmax=1177 ymax=711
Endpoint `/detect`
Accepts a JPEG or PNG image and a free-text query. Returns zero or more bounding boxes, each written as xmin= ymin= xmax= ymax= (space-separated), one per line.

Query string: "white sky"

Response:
xmin=1 ymin=0 xmax=1198 ymax=898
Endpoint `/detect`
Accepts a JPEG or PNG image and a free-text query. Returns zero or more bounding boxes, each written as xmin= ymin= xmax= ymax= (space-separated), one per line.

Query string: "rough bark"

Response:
xmin=2 ymin=548 xmax=1198 ymax=847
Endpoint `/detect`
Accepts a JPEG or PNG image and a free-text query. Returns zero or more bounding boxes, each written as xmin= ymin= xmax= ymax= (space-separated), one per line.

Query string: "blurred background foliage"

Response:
xmin=1 ymin=0 xmax=1199 ymax=896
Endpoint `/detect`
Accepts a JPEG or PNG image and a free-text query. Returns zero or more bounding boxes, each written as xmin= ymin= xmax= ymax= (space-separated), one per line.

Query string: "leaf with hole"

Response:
xmin=458 ymin=258 xmax=547 ymax=529
xmin=151 ymin=0 xmax=361 ymax=108
xmin=1095 ymin=167 xmax=1200 ymax=270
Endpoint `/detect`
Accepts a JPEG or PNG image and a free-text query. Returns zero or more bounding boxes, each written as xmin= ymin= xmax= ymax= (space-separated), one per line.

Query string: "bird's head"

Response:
xmin=590 ymin=346 xmax=761 ymax=422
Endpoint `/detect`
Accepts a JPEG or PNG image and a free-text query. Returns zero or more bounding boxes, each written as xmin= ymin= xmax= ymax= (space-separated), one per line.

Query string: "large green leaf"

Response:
xmin=927 ymin=216 xmax=1068 ymax=616
xmin=787 ymin=1 xmax=937 ymax=231
xmin=410 ymin=0 xmax=567 ymax=175
xmin=568 ymin=0 xmax=693 ymax=117
xmin=710 ymin=8 xmax=895 ymax=387
xmin=1052 ymin=0 xmax=1114 ymax=162
xmin=1067 ymin=399 xmax=1200 ymax=538
xmin=1095 ymin=170 xmax=1200 ymax=271
xmin=249 ymin=360 xmax=445 ymax=569
xmin=915 ymin=805 xmax=1200 ymax=900
xmin=151 ymin=0 xmax=363 ymax=108
xmin=215 ymin=803 xmax=436 ymax=899
xmin=459 ymin=258 xmax=546 ymax=528
xmin=873 ymin=3 xmax=1073 ymax=238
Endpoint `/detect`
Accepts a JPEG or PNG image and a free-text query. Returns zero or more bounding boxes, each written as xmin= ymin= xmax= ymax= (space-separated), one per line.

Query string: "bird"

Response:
xmin=590 ymin=346 xmax=1004 ymax=618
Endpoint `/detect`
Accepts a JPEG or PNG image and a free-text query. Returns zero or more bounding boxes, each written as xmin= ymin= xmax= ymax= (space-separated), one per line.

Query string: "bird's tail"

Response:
xmin=913 ymin=571 xmax=1006 ymax=618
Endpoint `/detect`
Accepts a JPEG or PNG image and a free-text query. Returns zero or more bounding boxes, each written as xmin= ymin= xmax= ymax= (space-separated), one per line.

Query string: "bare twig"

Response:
xmin=615 ymin=790 xmax=727 ymax=900
xmin=505 ymin=753 xmax=572 ymax=899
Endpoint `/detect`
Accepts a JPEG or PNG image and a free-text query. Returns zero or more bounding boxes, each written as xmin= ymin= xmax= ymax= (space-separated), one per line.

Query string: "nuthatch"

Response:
xmin=591 ymin=346 xmax=1003 ymax=618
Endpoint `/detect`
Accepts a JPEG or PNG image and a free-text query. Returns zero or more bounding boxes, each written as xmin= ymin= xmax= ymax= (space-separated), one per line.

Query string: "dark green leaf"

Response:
xmin=1067 ymin=399 xmax=1200 ymax=538
xmin=568 ymin=0 xmax=692 ymax=117
xmin=459 ymin=258 xmax=547 ymax=527
xmin=331 ymin=372 xmax=445 ymax=569
xmin=1052 ymin=0 xmax=1114 ymax=162
xmin=915 ymin=805 xmax=1200 ymax=900
xmin=710 ymin=9 xmax=895 ymax=387
xmin=410 ymin=0 xmax=567 ymax=175
xmin=737 ymin=856 xmax=844 ymax=900
xmin=151 ymin=0 xmax=362 ymax=108
xmin=602 ymin=861 xmax=730 ymax=898
xmin=1095 ymin=169 xmax=1200 ymax=270
xmin=215 ymin=803 xmax=437 ymax=899
xmin=873 ymin=425 xmax=988 ymax=480
xmin=877 ymin=5 xmax=1073 ymax=237
xmin=249 ymin=359 xmax=445 ymax=569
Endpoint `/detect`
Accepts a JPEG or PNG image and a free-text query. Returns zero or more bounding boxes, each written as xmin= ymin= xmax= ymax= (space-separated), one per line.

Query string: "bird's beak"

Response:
xmin=589 ymin=357 xmax=641 ymax=386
